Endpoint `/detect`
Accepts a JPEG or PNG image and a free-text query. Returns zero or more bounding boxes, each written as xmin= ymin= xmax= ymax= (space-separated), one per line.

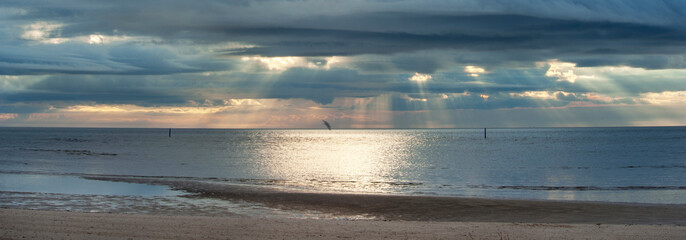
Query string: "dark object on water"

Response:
xmin=169 ymin=128 xmax=172 ymax=137
xmin=322 ymin=120 xmax=332 ymax=130
xmin=484 ymin=128 xmax=487 ymax=138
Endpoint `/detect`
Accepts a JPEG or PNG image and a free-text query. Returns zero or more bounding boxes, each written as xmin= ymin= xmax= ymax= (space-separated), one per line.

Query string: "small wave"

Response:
xmin=52 ymin=137 xmax=87 ymax=142
xmin=24 ymin=148 xmax=117 ymax=156
xmin=0 ymin=171 xmax=284 ymax=186
xmin=383 ymin=182 xmax=424 ymax=186
xmin=231 ymin=178 xmax=424 ymax=188
xmin=621 ymin=165 xmax=686 ymax=169
xmin=468 ymin=184 xmax=686 ymax=191
xmin=0 ymin=170 xmax=198 ymax=180
xmin=560 ymin=166 xmax=590 ymax=170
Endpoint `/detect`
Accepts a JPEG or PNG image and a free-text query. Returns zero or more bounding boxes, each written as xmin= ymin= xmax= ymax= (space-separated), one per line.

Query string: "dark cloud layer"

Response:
xmin=4 ymin=1 xmax=686 ymax=64
xmin=0 ymin=43 xmax=232 ymax=75
xmin=2 ymin=0 xmax=685 ymax=79
xmin=2 ymin=75 xmax=188 ymax=106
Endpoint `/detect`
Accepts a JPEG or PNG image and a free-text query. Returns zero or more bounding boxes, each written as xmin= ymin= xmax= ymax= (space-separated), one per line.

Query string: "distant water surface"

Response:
xmin=1 ymin=127 xmax=685 ymax=205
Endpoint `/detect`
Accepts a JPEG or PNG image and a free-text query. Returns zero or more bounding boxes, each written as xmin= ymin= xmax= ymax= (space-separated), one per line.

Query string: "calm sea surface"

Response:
xmin=1 ymin=127 xmax=685 ymax=210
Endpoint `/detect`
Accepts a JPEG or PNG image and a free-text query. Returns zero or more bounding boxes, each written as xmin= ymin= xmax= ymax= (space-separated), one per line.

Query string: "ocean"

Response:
xmin=1 ymin=127 xmax=685 ymax=217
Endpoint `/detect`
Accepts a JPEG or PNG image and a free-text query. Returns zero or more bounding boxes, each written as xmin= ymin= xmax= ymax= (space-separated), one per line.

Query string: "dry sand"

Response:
xmin=2 ymin=208 xmax=686 ymax=239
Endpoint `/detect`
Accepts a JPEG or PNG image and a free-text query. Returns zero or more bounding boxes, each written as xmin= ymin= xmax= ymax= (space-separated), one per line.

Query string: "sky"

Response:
xmin=1 ymin=0 xmax=686 ymax=128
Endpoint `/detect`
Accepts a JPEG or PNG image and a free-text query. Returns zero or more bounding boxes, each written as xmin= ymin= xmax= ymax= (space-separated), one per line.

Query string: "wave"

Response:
xmin=23 ymin=148 xmax=117 ymax=156
xmin=51 ymin=137 xmax=88 ymax=142
xmin=621 ymin=165 xmax=686 ymax=169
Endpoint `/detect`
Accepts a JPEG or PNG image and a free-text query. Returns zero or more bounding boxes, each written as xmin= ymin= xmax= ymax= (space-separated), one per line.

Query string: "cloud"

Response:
xmin=640 ymin=91 xmax=686 ymax=105
xmin=377 ymin=91 xmax=572 ymax=111
xmin=0 ymin=113 xmax=18 ymax=120
xmin=20 ymin=21 xmax=64 ymax=43
xmin=2 ymin=0 xmax=686 ymax=127
xmin=391 ymin=55 xmax=443 ymax=74
xmin=545 ymin=61 xmax=578 ymax=83
xmin=567 ymin=55 xmax=686 ymax=69
xmin=464 ymin=66 xmax=487 ymax=77
xmin=0 ymin=42 xmax=232 ymax=75
xmin=1 ymin=0 xmax=684 ymax=82
xmin=3 ymin=75 xmax=189 ymax=106
xmin=568 ymin=65 xmax=686 ymax=95
xmin=240 ymin=56 xmax=342 ymax=72
xmin=265 ymin=68 xmax=391 ymax=104
xmin=6 ymin=1 xmax=685 ymax=61
xmin=409 ymin=73 xmax=432 ymax=82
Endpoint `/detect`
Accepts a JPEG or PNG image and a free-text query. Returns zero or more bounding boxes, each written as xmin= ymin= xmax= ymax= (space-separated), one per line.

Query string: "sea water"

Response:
xmin=1 ymin=127 xmax=685 ymax=213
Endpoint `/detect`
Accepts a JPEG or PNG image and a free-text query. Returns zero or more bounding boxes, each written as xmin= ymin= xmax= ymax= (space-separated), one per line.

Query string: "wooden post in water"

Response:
xmin=484 ymin=128 xmax=487 ymax=138
xmin=169 ymin=128 xmax=171 ymax=138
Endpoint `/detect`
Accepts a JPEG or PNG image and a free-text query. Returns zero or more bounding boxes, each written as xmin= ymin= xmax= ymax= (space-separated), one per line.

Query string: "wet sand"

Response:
xmin=87 ymin=176 xmax=686 ymax=224
xmin=2 ymin=208 xmax=686 ymax=239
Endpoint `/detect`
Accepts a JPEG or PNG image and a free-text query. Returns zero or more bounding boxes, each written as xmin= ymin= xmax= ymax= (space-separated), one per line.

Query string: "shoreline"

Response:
xmin=2 ymin=172 xmax=686 ymax=224
xmin=2 ymin=208 xmax=686 ymax=239
xmin=82 ymin=175 xmax=686 ymax=224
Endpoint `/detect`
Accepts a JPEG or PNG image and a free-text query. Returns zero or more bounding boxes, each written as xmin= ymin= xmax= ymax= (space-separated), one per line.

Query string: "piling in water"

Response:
xmin=484 ymin=128 xmax=487 ymax=138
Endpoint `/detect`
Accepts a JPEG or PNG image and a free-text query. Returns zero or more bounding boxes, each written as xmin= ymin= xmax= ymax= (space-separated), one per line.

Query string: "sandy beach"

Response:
xmin=4 ymin=177 xmax=686 ymax=239
xmin=3 ymin=184 xmax=686 ymax=239
xmin=1 ymin=208 xmax=685 ymax=239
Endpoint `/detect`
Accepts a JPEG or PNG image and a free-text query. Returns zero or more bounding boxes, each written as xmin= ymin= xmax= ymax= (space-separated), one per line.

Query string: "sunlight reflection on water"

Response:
xmin=253 ymin=130 xmax=420 ymax=193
